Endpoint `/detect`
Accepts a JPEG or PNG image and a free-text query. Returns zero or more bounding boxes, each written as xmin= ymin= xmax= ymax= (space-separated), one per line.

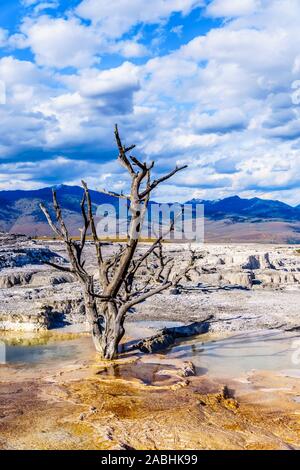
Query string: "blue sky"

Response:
xmin=0 ymin=0 xmax=300 ymax=204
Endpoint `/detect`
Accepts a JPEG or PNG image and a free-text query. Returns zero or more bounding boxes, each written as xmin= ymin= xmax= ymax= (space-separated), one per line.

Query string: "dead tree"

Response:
xmin=40 ymin=125 xmax=200 ymax=360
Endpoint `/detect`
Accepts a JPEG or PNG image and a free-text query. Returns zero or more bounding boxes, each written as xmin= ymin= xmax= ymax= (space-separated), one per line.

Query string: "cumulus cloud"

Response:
xmin=1 ymin=0 xmax=300 ymax=205
xmin=0 ymin=57 xmax=141 ymax=162
xmin=14 ymin=1 xmax=205 ymax=69
xmin=0 ymin=56 xmax=60 ymax=158
xmin=110 ymin=40 xmax=148 ymax=58
xmin=30 ymin=62 xmax=141 ymax=150
xmin=76 ymin=0 xmax=205 ymax=38
xmin=18 ymin=16 xmax=102 ymax=68
xmin=191 ymin=108 xmax=248 ymax=134
xmin=124 ymin=0 xmax=300 ymax=203
xmin=14 ymin=12 xmax=151 ymax=68
xmin=76 ymin=63 xmax=140 ymax=118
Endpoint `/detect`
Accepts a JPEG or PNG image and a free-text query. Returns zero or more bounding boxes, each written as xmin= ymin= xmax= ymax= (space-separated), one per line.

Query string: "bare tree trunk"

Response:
xmin=83 ymin=290 xmax=104 ymax=355
xmin=99 ymin=302 xmax=124 ymax=359
xmin=85 ymin=299 xmax=125 ymax=360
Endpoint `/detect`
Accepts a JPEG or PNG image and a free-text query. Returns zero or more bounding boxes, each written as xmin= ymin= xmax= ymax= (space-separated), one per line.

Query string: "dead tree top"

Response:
xmin=40 ymin=125 xmax=199 ymax=316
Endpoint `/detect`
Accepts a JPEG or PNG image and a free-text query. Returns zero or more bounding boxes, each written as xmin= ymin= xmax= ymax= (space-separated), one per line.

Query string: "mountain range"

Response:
xmin=0 ymin=185 xmax=300 ymax=243
xmin=187 ymin=195 xmax=300 ymax=222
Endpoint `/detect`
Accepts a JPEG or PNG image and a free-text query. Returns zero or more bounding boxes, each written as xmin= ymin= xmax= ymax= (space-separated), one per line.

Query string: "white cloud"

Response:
xmin=0 ymin=56 xmax=61 ymax=157
xmin=12 ymin=1 xmax=205 ymax=70
xmin=78 ymin=62 xmax=139 ymax=100
xmin=0 ymin=56 xmax=47 ymax=87
xmin=191 ymin=108 xmax=248 ymax=134
xmin=22 ymin=0 xmax=59 ymax=13
xmin=111 ymin=40 xmax=148 ymax=58
xmin=206 ymin=0 xmax=260 ymax=18
xmin=15 ymin=12 xmax=150 ymax=69
xmin=0 ymin=53 xmax=142 ymax=161
xmin=33 ymin=2 xmax=59 ymax=14
xmin=19 ymin=16 xmax=102 ymax=68
xmin=29 ymin=62 xmax=140 ymax=149
xmin=76 ymin=0 xmax=204 ymax=38
xmin=116 ymin=0 xmax=300 ymax=204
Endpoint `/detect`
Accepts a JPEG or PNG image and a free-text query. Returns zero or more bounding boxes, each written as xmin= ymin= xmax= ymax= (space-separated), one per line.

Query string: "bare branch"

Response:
xmin=124 ymin=144 xmax=136 ymax=153
xmin=130 ymin=155 xmax=147 ymax=171
xmin=39 ymin=203 xmax=62 ymax=238
xmin=125 ymin=217 xmax=176 ymax=280
xmin=79 ymin=191 xmax=90 ymax=251
xmin=100 ymin=188 xmax=130 ymax=200
xmin=105 ymin=244 xmax=127 ymax=272
xmin=44 ymin=261 xmax=74 ymax=273
xmin=52 ymin=190 xmax=70 ymax=241
xmin=81 ymin=180 xmax=103 ymax=266
xmin=171 ymin=248 xmax=201 ymax=285
xmin=140 ymin=165 xmax=188 ymax=199
xmin=90 ymin=292 xmax=113 ymax=301
xmin=118 ymin=281 xmax=172 ymax=319
xmin=153 ymin=243 xmax=174 ymax=282
xmin=108 ymin=172 xmax=150 ymax=296
xmin=121 ymin=248 xmax=200 ymax=317
xmin=41 ymin=196 xmax=88 ymax=279
xmin=115 ymin=124 xmax=135 ymax=176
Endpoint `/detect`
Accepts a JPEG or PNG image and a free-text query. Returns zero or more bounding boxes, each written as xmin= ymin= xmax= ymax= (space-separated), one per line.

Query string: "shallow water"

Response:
xmin=164 ymin=330 xmax=300 ymax=378
xmin=0 ymin=337 xmax=94 ymax=366
xmin=0 ymin=322 xmax=179 ymax=366
xmin=1 ymin=324 xmax=300 ymax=381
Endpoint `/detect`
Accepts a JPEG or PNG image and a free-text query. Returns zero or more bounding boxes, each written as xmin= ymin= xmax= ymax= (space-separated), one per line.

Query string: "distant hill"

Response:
xmin=0 ymin=186 xmax=300 ymax=243
xmin=0 ymin=185 xmax=120 ymax=237
xmin=187 ymin=195 xmax=300 ymax=222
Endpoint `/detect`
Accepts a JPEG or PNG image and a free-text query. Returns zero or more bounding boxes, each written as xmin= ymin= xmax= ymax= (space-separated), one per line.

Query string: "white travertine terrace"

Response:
xmin=0 ymin=233 xmax=299 ymax=332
